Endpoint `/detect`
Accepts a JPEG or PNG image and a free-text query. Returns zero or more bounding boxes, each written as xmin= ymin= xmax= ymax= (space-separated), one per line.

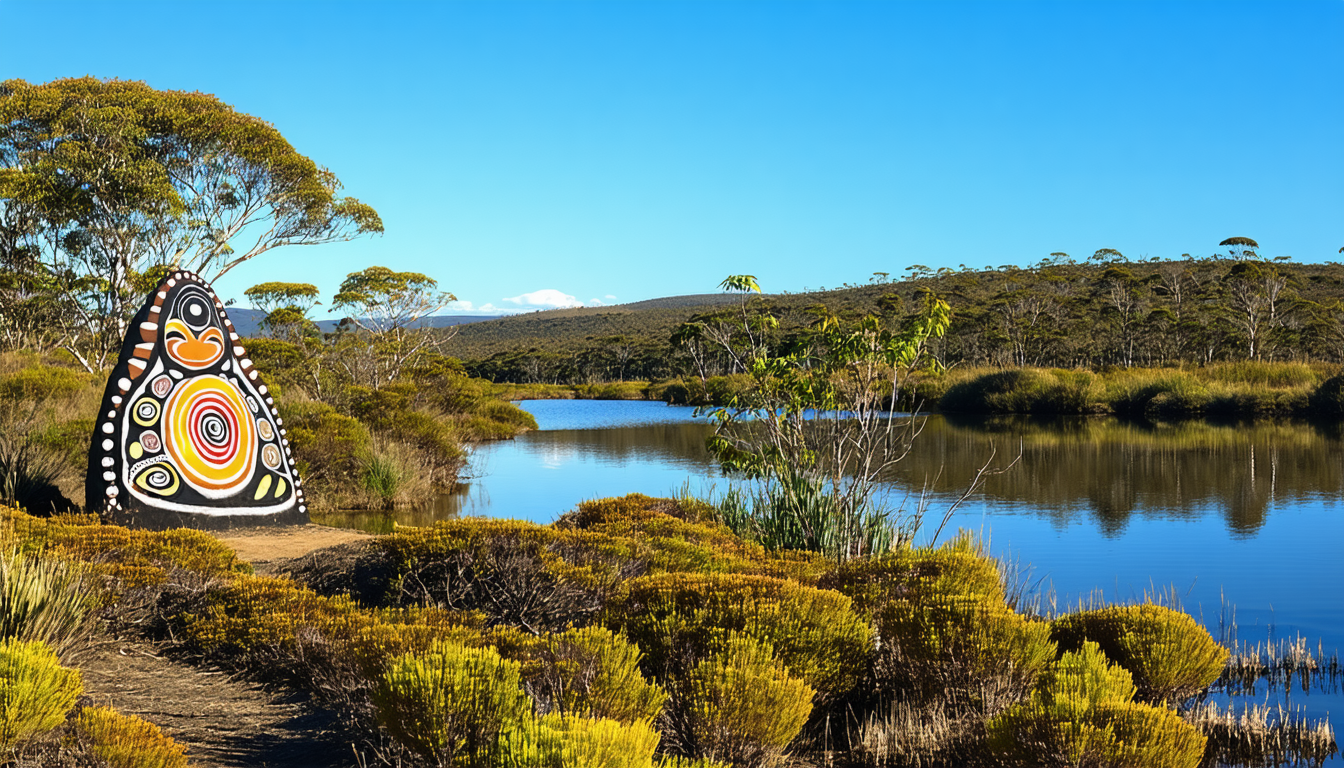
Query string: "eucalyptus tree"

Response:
xmin=0 ymin=77 xmax=382 ymax=370
xmin=331 ymin=266 xmax=455 ymax=387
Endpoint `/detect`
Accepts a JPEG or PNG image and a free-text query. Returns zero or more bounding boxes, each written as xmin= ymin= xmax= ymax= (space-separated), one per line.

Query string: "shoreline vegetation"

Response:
xmin=500 ymin=360 xmax=1344 ymax=421
xmin=0 ymin=497 xmax=1337 ymax=767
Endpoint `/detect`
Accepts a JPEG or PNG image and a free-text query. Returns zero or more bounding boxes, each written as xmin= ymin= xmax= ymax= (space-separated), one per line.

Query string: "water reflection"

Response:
xmin=895 ymin=415 xmax=1344 ymax=537
xmin=397 ymin=407 xmax=1344 ymax=539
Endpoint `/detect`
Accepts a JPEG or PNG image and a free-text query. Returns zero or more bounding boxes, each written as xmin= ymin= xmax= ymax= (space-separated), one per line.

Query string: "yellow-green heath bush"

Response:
xmin=817 ymin=541 xmax=1005 ymax=618
xmin=681 ymin=634 xmax=815 ymax=768
xmin=530 ymin=626 xmax=667 ymax=724
xmin=502 ymin=713 xmax=662 ymax=768
xmin=0 ymin=638 xmax=82 ymax=751
xmin=611 ymin=572 xmax=869 ymax=699
xmin=1050 ymin=604 xmax=1229 ymax=703
xmin=374 ymin=640 xmax=533 ymax=766
xmin=76 ymin=706 xmax=189 ymax=768
xmin=986 ymin=641 xmax=1206 ymax=768
xmin=875 ymin=593 xmax=1055 ymax=706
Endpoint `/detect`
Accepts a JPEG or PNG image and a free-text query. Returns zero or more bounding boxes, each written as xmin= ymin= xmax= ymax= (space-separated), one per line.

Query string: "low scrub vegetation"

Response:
xmin=0 ymin=497 xmax=1335 ymax=767
xmin=0 ymin=352 xmax=536 ymax=516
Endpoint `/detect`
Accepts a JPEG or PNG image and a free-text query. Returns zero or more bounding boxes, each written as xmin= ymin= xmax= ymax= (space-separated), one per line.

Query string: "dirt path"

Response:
xmin=69 ymin=525 xmax=378 ymax=767
xmin=78 ymin=640 xmax=353 ymax=768
xmin=213 ymin=524 xmax=372 ymax=575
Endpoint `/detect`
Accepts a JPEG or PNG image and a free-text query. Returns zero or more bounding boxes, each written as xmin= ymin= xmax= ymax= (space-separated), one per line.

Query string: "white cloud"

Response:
xmin=446 ymin=299 xmax=474 ymax=312
xmin=503 ymin=289 xmax=585 ymax=309
xmin=604 ymin=294 xmax=617 ymax=300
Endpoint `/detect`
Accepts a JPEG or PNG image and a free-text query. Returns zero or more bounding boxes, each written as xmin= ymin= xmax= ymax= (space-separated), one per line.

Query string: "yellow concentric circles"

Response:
xmin=162 ymin=375 xmax=257 ymax=494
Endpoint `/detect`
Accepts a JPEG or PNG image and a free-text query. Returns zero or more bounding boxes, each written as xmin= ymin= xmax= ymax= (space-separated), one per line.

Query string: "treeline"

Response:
xmin=450 ymin=243 xmax=1344 ymax=384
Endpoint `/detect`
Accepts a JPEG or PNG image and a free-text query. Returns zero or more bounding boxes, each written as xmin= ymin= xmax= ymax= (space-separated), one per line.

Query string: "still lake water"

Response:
xmin=328 ymin=399 xmax=1343 ymax=748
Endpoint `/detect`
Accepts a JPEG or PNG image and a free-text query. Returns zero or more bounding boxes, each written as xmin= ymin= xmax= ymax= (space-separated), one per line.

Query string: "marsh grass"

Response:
xmin=932 ymin=363 xmax=1333 ymax=418
xmin=1184 ymin=702 xmax=1338 ymax=768
xmin=357 ymin=441 xmax=433 ymax=510
xmin=1217 ymin=634 xmax=1343 ymax=696
xmin=846 ymin=699 xmax=958 ymax=767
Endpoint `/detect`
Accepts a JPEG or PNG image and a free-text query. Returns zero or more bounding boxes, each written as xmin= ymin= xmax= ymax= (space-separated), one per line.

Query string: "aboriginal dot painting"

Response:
xmin=86 ymin=271 xmax=307 ymax=529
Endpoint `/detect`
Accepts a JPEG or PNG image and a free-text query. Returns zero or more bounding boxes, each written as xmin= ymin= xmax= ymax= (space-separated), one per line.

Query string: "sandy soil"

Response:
xmin=212 ymin=524 xmax=372 ymax=575
xmin=78 ymin=640 xmax=353 ymax=768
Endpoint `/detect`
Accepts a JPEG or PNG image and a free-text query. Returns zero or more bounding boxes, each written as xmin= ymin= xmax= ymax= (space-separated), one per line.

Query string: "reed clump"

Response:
xmin=1218 ymin=633 xmax=1343 ymax=696
xmin=1184 ymin=702 xmax=1339 ymax=767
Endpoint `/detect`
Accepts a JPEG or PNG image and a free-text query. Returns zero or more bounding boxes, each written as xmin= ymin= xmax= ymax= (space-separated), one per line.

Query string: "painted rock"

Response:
xmin=86 ymin=271 xmax=308 ymax=529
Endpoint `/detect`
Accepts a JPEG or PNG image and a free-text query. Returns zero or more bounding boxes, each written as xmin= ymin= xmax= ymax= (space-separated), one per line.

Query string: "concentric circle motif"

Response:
xmin=140 ymin=431 xmax=161 ymax=453
xmin=134 ymin=462 xmax=181 ymax=497
xmin=257 ymin=419 xmax=275 ymax=441
xmin=163 ymin=375 xmax=257 ymax=494
xmin=132 ymin=398 xmax=160 ymax=427
xmin=261 ymin=444 xmax=281 ymax=469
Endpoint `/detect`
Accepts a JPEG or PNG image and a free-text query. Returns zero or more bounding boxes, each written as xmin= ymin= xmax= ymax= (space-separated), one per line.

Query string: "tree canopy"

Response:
xmin=0 ymin=77 xmax=382 ymax=369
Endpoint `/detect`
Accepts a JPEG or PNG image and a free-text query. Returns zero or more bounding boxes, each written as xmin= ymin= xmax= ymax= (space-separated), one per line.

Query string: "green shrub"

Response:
xmin=374 ymin=640 xmax=532 ymax=766
xmin=0 ymin=638 xmax=83 ymax=751
xmin=817 ymin=542 xmax=1005 ymax=618
xmin=1050 ymin=604 xmax=1228 ymax=703
xmin=939 ymin=369 xmax=1105 ymax=414
xmin=986 ymin=641 xmax=1206 ymax=768
xmin=0 ymin=366 xmax=90 ymax=403
xmin=532 ymin=626 xmax=667 ymax=724
xmin=1308 ymin=374 xmax=1344 ymax=417
xmin=612 ymin=572 xmax=869 ymax=699
xmin=0 ymin=550 xmax=98 ymax=660
xmin=680 ymin=634 xmax=814 ymax=768
xmin=76 ymin=706 xmax=189 ymax=768
xmin=279 ymin=400 xmax=371 ymax=507
xmin=874 ymin=593 xmax=1055 ymax=706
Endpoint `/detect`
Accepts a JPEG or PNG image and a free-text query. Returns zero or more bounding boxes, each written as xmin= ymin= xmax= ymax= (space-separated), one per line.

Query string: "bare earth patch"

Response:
xmin=77 ymin=640 xmax=352 ymax=768
xmin=212 ymin=524 xmax=373 ymax=575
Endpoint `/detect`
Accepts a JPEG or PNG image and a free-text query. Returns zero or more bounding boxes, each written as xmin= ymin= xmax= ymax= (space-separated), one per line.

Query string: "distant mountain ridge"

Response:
xmin=226 ymin=308 xmax=505 ymax=338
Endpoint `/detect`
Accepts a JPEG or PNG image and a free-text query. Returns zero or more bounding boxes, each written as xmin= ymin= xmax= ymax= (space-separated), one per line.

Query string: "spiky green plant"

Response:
xmin=0 ymin=549 xmax=98 ymax=660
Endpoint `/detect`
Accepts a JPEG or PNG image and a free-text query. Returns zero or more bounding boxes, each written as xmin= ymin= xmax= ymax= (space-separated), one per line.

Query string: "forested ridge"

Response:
xmin=448 ymin=248 xmax=1344 ymax=384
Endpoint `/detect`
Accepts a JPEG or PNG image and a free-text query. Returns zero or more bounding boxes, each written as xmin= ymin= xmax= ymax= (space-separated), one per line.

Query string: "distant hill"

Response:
xmin=227 ymin=308 xmax=505 ymax=338
xmin=438 ymin=258 xmax=1344 ymax=384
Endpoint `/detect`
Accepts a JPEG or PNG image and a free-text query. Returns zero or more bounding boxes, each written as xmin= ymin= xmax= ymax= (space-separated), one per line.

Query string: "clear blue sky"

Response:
xmin=2 ymin=0 xmax=1340 ymax=314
